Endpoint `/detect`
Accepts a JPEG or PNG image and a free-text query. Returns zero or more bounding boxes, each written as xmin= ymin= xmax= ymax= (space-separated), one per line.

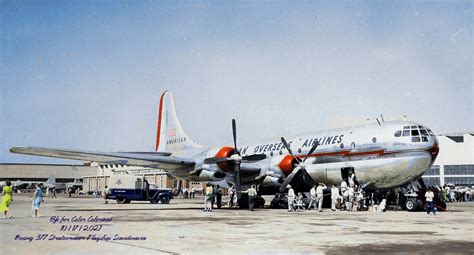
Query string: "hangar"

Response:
xmin=0 ymin=163 xmax=96 ymax=182
xmin=422 ymin=132 xmax=474 ymax=186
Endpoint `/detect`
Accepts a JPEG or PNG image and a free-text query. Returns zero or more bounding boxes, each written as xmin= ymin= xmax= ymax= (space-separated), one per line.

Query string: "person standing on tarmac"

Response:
xmin=101 ymin=186 xmax=109 ymax=204
xmin=308 ymin=184 xmax=317 ymax=211
xmin=331 ymin=184 xmax=339 ymax=211
xmin=425 ymin=187 xmax=436 ymax=215
xmin=347 ymin=184 xmax=355 ymax=212
xmin=215 ymin=185 xmax=223 ymax=209
xmin=287 ymin=185 xmax=295 ymax=212
xmin=203 ymin=183 xmax=214 ymax=212
xmin=228 ymin=185 xmax=236 ymax=207
xmin=242 ymin=185 xmax=257 ymax=211
xmin=316 ymin=182 xmax=327 ymax=212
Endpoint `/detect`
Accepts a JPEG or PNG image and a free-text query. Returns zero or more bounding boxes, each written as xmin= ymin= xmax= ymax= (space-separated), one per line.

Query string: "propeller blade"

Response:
xmin=234 ymin=162 xmax=242 ymax=200
xmin=242 ymin=154 xmax=266 ymax=162
xmin=281 ymin=137 xmax=301 ymax=162
xmin=279 ymin=168 xmax=300 ymax=193
xmin=203 ymin=157 xmax=232 ymax=164
xmin=302 ymin=141 xmax=319 ymax=162
xmin=232 ymin=119 xmax=240 ymax=155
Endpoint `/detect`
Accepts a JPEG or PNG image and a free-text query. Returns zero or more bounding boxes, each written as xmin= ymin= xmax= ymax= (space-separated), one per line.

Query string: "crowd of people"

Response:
xmin=285 ymin=174 xmax=388 ymax=213
xmin=178 ymin=187 xmax=196 ymax=199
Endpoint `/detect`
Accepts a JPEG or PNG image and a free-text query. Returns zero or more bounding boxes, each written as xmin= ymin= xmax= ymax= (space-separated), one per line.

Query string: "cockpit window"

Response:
xmin=399 ymin=125 xmax=432 ymax=141
xmin=427 ymin=129 xmax=434 ymax=136
xmin=420 ymin=129 xmax=427 ymax=135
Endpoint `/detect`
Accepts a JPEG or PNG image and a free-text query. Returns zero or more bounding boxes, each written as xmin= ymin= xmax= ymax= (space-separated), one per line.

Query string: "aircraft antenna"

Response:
xmin=376 ymin=118 xmax=381 ymax=125
xmin=380 ymin=114 xmax=385 ymax=122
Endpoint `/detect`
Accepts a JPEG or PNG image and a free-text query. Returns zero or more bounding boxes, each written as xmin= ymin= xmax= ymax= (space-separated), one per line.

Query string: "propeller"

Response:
xmin=279 ymin=137 xmax=319 ymax=192
xmin=204 ymin=120 xmax=266 ymax=164
xmin=203 ymin=119 xmax=266 ymax=200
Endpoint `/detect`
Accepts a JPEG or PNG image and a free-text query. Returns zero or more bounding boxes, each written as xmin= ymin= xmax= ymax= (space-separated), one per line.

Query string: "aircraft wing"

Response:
xmin=10 ymin=147 xmax=195 ymax=171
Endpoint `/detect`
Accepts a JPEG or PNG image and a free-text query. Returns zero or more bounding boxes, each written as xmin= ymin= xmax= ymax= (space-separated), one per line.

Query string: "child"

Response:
xmin=294 ymin=192 xmax=305 ymax=211
xmin=32 ymin=184 xmax=44 ymax=217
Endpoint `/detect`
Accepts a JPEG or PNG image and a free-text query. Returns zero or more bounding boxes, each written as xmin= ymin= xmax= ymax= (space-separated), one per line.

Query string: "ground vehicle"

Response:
xmin=106 ymin=175 xmax=172 ymax=204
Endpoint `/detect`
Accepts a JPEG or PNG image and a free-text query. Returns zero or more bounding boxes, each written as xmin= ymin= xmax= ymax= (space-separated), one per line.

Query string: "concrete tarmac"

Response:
xmin=1 ymin=194 xmax=473 ymax=254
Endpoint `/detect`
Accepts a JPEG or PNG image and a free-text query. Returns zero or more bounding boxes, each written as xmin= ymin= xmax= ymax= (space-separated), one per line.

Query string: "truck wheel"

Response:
xmin=116 ymin=197 xmax=127 ymax=204
xmin=160 ymin=196 xmax=170 ymax=204
xmin=405 ymin=198 xmax=418 ymax=212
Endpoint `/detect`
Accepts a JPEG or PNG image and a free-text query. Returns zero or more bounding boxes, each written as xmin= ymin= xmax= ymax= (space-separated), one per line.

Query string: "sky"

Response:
xmin=0 ymin=1 xmax=472 ymax=163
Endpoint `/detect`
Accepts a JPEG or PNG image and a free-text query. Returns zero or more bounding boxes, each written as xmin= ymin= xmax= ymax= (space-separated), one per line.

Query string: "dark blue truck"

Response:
xmin=106 ymin=175 xmax=173 ymax=204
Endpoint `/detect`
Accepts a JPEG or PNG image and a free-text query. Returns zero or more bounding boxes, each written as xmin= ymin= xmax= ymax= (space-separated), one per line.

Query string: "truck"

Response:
xmin=106 ymin=175 xmax=173 ymax=204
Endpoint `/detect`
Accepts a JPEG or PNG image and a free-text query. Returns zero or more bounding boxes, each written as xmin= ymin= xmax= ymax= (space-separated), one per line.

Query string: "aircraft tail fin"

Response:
xmin=44 ymin=175 xmax=56 ymax=186
xmin=155 ymin=91 xmax=203 ymax=152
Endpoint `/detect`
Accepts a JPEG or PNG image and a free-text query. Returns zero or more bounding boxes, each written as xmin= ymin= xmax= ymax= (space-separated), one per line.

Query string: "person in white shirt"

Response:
xmin=228 ymin=185 xmax=236 ymax=207
xmin=308 ymin=185 xmax=317 ymax=211
xmin=287 ymin=185 xmax=295 ymax=212
xmin=347 ymin=185 xmax=355 ymax=211
xmin=378 ymin=198 xmax=387 ymax=212
xmin=341 ymin=179 xmax=348 ymax=193
xmin=425 ymin=187 xmax=436 ymax=215
xmin=331 ymin=184 xmax=339 ymax=211
xmin=357 ymin=191 xmax=365 ymax=210
xmin=316 ymin=182 xmax=327 ymax=212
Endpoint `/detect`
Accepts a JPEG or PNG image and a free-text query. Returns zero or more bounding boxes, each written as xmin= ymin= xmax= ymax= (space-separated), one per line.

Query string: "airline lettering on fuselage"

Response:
xmin=167 ymin=137 xmax=187 ymax=144
xmin=250 ymin=135 xmax=345 ymax=154
xmin=302 ymin=135 xmax=344 ymax=148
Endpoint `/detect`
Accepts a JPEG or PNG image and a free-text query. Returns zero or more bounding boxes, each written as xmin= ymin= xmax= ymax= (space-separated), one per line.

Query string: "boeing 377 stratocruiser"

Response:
xmin=11 ymin=91 xmax=439 ymax=206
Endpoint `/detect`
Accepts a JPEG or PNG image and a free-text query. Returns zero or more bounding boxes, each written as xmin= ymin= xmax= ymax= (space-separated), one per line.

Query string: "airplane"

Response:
xmin=10 ymin=91 xmax=439 ymax=206
xmin=0 ymin=176 xmax=56 ymax=191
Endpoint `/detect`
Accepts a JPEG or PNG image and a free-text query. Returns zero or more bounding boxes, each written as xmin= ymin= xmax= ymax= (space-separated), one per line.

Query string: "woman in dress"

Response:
xmin=0 ymin=180 xmax=13 ymax=219
xmin=32 ymin=184 xmax=44 ymax=217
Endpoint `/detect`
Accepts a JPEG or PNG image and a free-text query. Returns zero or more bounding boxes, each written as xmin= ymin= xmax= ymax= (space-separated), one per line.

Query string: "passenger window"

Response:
xmin=394 ymin=131 xmax=402 ymax=137
xmin=411 ymin=130 xmax=419 ymax=136
xmin=422 ymin=137 xmax=428 ymax=142
xmin=403 ymin=126 xmax=410 ymax=129
xmin=412 ymin=137 xmax=421 ymax=142
xmin=410 ymin=126 xmax=417 ymax=128
xmin=402 ymin=130 xmax=410 ymax=136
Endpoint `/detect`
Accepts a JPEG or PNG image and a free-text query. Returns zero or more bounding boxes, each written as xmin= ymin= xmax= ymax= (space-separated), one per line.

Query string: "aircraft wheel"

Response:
xmin=405 ymin=198 xmax=418 ymax=212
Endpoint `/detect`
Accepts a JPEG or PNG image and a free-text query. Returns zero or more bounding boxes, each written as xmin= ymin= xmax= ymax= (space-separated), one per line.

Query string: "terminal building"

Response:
xmin=422 ymin=132 xmax=474 ymax=187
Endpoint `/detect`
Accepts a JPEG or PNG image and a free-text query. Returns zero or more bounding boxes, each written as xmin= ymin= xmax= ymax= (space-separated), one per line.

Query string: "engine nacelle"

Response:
xmin=269 ymin=154 xmax=297 ymax=176
xmin=197 ymin=169 xmax=226 ymax=182
xmin=261 ymin=176 xmax=284 ymax=187
xmin=205 ymin=146 xmax=236 ymax=171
